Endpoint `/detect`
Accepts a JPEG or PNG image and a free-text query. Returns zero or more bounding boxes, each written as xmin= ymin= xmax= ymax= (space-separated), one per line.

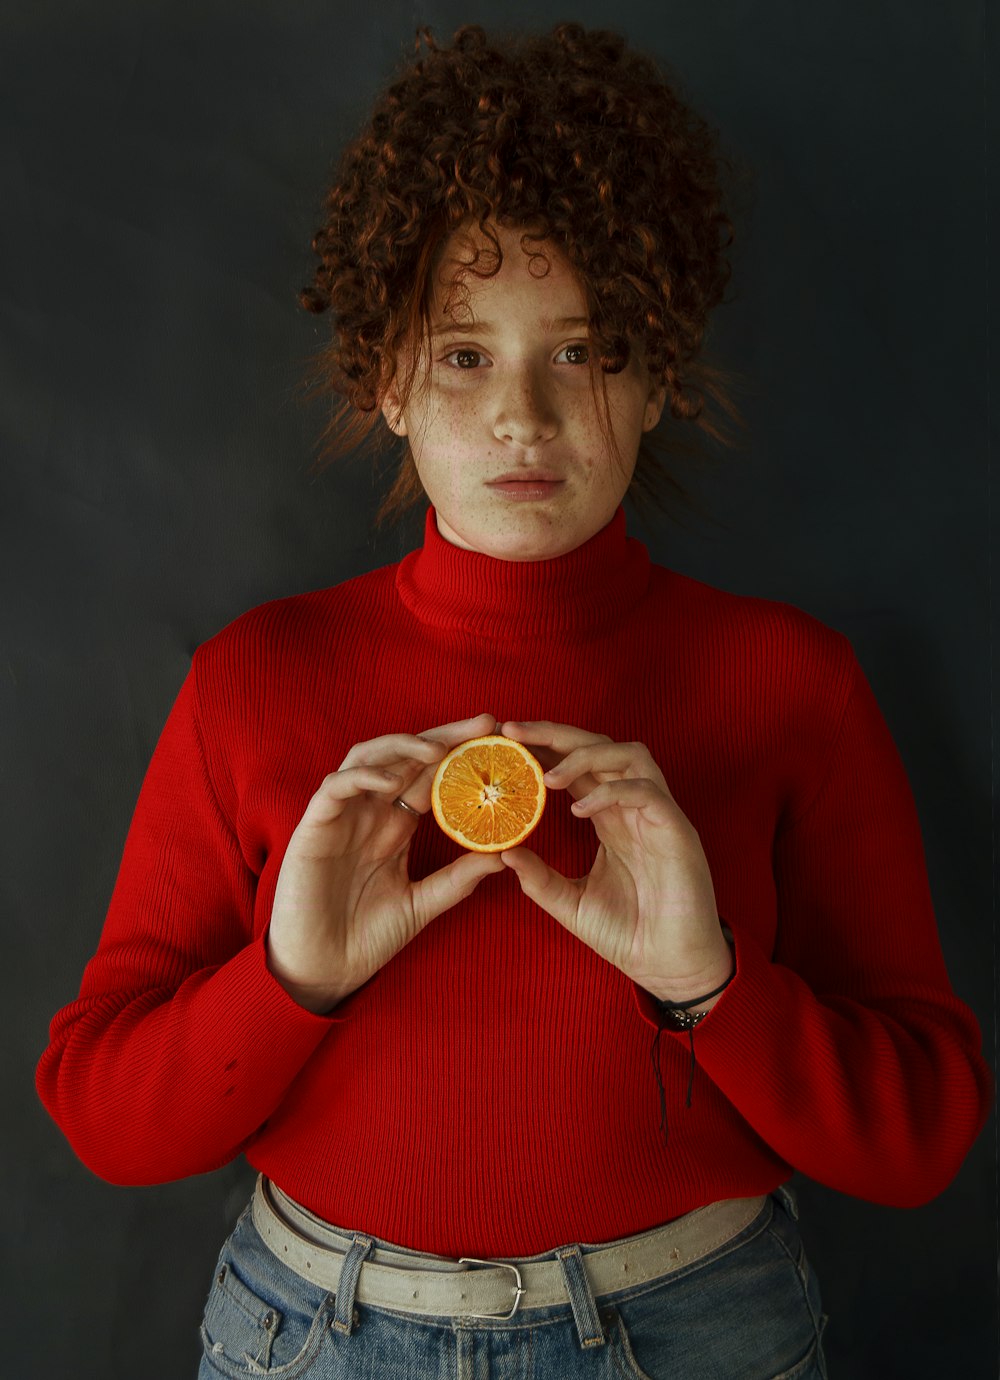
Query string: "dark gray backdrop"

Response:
xmin=5 ymin=2 xmax=996 ymax=1376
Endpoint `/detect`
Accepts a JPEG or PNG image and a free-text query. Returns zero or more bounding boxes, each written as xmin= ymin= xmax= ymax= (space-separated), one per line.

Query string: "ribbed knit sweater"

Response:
xmin=37 ymin=506 xmax=992 ymax=1257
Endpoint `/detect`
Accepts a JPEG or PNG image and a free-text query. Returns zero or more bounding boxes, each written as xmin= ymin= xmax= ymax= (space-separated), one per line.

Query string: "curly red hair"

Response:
xmin=298 ymin=22 xmax=750 ymax=526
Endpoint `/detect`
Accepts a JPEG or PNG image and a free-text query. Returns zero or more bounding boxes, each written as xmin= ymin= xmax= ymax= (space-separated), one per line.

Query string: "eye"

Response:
xmin=442 ymin=348 xmax=489 ymax=370
xmin=556 ymin=343 xmax=590 ymax=366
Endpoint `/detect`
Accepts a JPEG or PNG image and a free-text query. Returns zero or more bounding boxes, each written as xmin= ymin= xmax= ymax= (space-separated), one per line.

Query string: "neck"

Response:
xmin=395 ymin=506 xmax=651 ymax=640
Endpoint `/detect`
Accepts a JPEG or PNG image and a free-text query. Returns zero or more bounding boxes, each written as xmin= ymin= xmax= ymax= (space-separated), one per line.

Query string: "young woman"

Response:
xmin=37 ymin=23 xmax=992 ymax=1379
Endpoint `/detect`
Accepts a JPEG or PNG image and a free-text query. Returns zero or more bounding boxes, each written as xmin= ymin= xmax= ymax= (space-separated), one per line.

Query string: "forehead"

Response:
xmin=429 ymin=222 xmax=586 ymax=323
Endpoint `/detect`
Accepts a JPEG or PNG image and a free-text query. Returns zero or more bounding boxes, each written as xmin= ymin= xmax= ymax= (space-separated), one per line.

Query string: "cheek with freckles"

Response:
xmin=424 ymin=398 xmax=485 ymax=497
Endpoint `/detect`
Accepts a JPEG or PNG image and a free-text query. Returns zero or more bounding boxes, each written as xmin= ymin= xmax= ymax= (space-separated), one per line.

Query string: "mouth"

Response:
xmin=485 ymin=478 xmax=566 ymax=500
xmin=488 ymin=472 xmax=564 ymax=484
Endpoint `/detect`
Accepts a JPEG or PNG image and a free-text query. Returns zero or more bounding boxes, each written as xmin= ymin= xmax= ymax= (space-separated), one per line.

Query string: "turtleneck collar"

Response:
xmin=395 ymin=506 xmax=651 ymax=640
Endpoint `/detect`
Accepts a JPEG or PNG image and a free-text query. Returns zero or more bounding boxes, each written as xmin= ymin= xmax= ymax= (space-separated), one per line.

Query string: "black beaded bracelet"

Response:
xmin=658 ymin=1008 xmax=711 ymax=1032
xmin=647 ymin=926 xmax=736 ymax=1146
xmin=651 ymin=924 xmax=736 ymax=1029
xmin=654 ymin=970 xmax=734 ymax=1031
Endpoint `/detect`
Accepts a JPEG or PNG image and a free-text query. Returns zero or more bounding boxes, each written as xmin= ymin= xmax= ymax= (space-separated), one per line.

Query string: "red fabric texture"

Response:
xmin=37 ymin=506 xmax=992 ymax=1256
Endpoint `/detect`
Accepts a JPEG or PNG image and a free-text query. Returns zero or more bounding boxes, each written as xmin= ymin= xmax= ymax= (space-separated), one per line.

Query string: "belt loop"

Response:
xmin=331 ymin=1233 xmax=376 ymax=1335
xmin=774 ymin=1183 xmax=799 ymax=1221
xmin=554 ymin=1245 xmax=606 ymax=1349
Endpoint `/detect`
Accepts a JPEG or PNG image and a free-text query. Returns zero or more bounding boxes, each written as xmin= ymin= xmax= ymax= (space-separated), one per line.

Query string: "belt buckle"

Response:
xmin=457 ymin=1256 xmax=525 ymax=1320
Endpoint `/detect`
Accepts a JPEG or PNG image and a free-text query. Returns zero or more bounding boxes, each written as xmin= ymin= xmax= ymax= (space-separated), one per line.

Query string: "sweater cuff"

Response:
xmin=250 ymin=926 xmax=353 ymax=1030
xmin=188 ymin=933 xmax=347 ymax=1137
xmin=631 ymin=924 xmax=742 ymax=1033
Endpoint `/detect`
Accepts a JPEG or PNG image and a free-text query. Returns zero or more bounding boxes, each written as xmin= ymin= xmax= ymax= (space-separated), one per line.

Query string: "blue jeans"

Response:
xmin=198 ymin=1186 xmax=829 ymax=1378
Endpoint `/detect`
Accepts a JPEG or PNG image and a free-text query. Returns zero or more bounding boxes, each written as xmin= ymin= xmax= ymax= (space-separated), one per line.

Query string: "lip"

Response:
xmin=487 ymin=473 xmax=564 ymax=485
xmin=486 ymin=479 xmax=566 ymax=500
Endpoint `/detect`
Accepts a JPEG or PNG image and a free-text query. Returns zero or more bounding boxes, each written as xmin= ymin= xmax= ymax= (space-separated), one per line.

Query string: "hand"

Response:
xmin=267 ymin=712 xmax=505 ymax=1013
xmin=497 ymin=720 xmax=733 ymax=1006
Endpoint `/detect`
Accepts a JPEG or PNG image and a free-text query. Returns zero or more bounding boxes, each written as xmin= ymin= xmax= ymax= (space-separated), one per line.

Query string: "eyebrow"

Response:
xmin=429 ymin=315 xmax=590 ymax=336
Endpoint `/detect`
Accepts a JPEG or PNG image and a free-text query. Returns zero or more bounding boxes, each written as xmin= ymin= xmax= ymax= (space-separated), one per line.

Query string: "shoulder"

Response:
xmin=646 ymin=561 xmax=859 ymax=709
xmin=650 ymin=561 xmax=855 ymax=664
xmin=201 ymin=563 xmax=396 ymax=654
xmin=188 ymin=561 xmax=399 ymax=706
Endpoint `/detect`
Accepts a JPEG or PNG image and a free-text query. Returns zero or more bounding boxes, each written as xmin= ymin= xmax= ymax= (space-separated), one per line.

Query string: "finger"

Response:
xmin=342 ymin=714 xmax=501 ymax=817
xmin=301 ymin=765 xmax=405 ymax=827
xmin=339 ymin=736 xmax=443 ymax=773
xmin=338 ymin=715 xmax=497 ymax=772
xmin=499 ymin=847 xmax=581 ymax=931
xmin=497 ymin=720 xmax=611 ymax=778
xmin=543 ymin=742 xmax=667 ymax=792
xmin=499 ymin=720 xmax=613 ymax=759
xmin=410 ymin=849 xmax=506 ymax=926
xmin=569 ymin=779 xmax=675 ymax=824
xmin=417 ymin=711 xmax=498 ymax=744
xmin=394 ymin=712 xmax=503 ymax=813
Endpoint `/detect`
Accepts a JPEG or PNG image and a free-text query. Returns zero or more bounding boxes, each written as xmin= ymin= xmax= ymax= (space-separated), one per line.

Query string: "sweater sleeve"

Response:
xmin=633 ymin=644 xmax=993 ymax=1206
xmin=35 ymin=651 xmax=337 ymax=1185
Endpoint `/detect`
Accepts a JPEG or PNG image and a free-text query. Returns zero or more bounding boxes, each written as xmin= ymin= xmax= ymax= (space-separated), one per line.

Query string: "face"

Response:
xmin=381 ymin=223 xmax=667 ymax=561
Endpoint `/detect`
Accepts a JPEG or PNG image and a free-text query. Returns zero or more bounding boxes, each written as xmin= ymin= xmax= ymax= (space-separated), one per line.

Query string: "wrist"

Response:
xmin=276 ymin=981 xmax=344 ymax=1016
xmin=646 ymin=946 xmax=735 ymax=1011
xmin=264 ymin=939 xmax=348 ymax=1015
xmin=649 ymin=987 xmax=727 ymax=1026
xmin=642 ymin=938 xmax=739 ymax=1015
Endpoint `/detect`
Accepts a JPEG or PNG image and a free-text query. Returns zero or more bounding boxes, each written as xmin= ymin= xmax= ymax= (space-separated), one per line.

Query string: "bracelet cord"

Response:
xmin=649 ymin=943 xmax=735 ymax=1149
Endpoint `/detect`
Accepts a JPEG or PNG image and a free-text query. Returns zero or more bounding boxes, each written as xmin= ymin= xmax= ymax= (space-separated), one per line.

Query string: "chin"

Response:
xmin=493 ymin=533 xmax=580 ymax=562
xmin=437 ymin=502 xmax=599 ymax=561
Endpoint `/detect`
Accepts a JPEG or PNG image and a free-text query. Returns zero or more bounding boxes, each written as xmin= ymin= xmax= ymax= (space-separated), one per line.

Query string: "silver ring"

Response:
xmin=392 ymin=796 xmax=425 ymax=818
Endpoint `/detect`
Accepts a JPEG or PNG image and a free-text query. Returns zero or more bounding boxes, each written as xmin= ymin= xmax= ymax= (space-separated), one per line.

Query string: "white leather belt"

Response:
xmin=251 ymin=1175 xmax=769 ymax=1321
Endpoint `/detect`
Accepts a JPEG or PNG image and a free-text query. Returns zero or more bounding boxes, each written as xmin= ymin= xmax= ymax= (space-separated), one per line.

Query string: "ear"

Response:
xmin=380 ymin=381 xmax=408 ymax=438
xmin=642 ymin=377 xmax=668 ymax=433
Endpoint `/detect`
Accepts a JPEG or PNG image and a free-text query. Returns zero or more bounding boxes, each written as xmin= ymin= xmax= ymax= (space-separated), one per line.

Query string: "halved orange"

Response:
xmin=430 ymin=735 xmax=546 ymax=853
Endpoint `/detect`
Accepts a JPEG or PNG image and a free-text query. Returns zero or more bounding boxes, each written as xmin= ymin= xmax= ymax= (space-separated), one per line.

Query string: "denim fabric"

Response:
xmin=197 ymin=1186 xmax=829 ymax=1379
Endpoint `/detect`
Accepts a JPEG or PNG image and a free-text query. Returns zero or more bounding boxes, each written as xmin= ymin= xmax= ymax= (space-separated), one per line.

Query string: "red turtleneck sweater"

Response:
xmin=37 ymin=507 xmax=991 ymax=1256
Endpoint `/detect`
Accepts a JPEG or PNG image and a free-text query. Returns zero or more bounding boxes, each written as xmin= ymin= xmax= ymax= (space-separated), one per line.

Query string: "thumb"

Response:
xmin=500 ymin=847 xmax=580 ymax=930
xmin=411 ymin=850 xmax=505 ymax=926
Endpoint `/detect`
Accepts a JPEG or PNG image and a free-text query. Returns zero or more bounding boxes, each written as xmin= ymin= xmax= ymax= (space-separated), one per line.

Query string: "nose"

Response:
xmin=492 ymin=364 xmax=559 ymax=448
